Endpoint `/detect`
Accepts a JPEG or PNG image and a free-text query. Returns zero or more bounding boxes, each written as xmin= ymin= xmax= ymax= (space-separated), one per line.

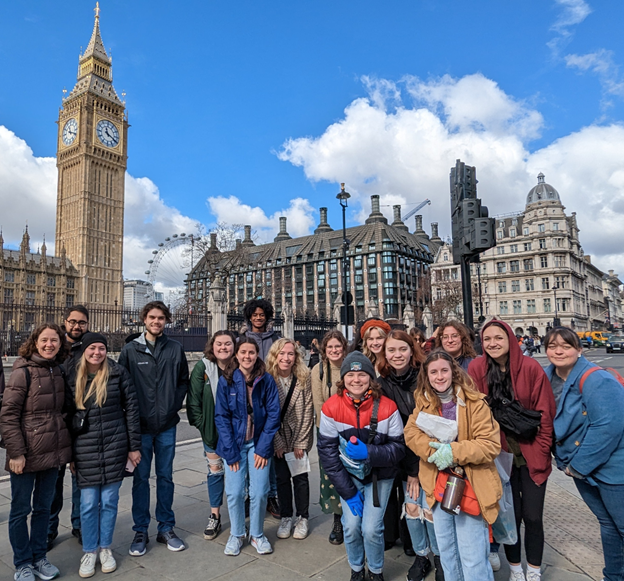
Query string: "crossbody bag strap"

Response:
xmin=368 ymin=398 xmax=381 ymax=508
xmin=579 ymin=367 xmax=601 ymax=394
xmin=280 ymin=375 xmax=298 ymax=424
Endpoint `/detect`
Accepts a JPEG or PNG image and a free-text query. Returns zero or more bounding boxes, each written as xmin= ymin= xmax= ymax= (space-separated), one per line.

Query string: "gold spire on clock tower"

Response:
xmin=55 ymin=3 xmax=128 ymax=310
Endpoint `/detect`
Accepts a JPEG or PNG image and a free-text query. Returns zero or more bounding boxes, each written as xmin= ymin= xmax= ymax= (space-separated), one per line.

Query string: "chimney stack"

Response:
xmin=241 ymin=225 xmax=255 ymax=247
xmin=365 ymin=194 xmax=388 ymax=225
xmin=414 ymin=214 xmax=429 ymax=238
xmin=391 ymin=205 xmax=409 ymax=232
xmin=274 ymin=216 xmax=292 ymax=242
xmin=209 ymin=232 xmax=218 ymax=250
xmin=430 ymin=222 xmax=441 ymax=241
xmin=314 ymin=207 xmax=333 ymax=234
xmin=235 ymin=238 xmax=242 ymax=249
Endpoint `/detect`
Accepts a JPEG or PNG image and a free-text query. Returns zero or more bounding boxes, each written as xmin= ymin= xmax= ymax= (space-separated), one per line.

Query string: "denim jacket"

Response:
xmin=214 ymin=369 xmax=281 ymax=466
xmin=546 ymin=355 xmax=624 ymax=485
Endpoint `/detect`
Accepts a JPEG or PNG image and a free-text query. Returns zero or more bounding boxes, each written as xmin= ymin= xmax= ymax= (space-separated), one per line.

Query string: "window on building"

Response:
xmin=368 ymin=271 xmax=377 ymax=284
xmin=511 ymin=280 xmax=520 ymax=292
xmin=553 ymin=223 xmax=559 ymax=231
xmin=510 ymin=245 xmax=519 ymax=253
xmin=523 ymin=259 xmax=534 ymax=271
xmin=66 ymin=295 xmax=75 ymax=308
xmin=382 ymin=252 xmax=394 ymax=264
xmin=383 ymin=266 xmax=394 ymax=280
xmin=513 ymin=300 xmax=522 ymax=314
xmin=47 ymin=276 xmax=56 ymax=287
xmin=527 ymin=299 xmax=536 ymax=313
xmin=383 ymin=282 xmax=395 ymax=295
xmin=25 ymin=291 xmax=35 ymax=306
xmin=523 ymin=227 xmax=529 ymax=235
xmin=510 ymin=228 xmax=516 ymax=238
xmin=451 ymin=268 xmax=458 ymax=280
xmin=524 ymin=243 xmax=532 ymax=251
xmin=558 ymin=298 xmax=569 ymax=312
xmin=543 ymin=298 xmax=552 ymax=313
xmin=67 ymin=278 xmax=75 ymax=289
xmin=497 ymin=262 xmax=507 ymax=274
xmin=525 ymin=279 xmax=534 ymax=291
xmin=368 ymin=243 xmax=376 ymax=251
xmin=538 ymin=239 xmax=546 ymax=250
xmin=540 ymin=256 xmax=548 ymax=268
xmin=497 ymin=246 xmax=505 ymax=255
xmin=367 ymin=254 xmax=376 ymax=266
xmin=47 ymin=293 xmax=55 ymax=307
xmin=555 ymin=276 xmax=567 ymax=289
xmin=500 ymin=301 xmax=508 ymax=315
xmin=497 ymin=230 xmax=503 ymax=239
xmin=4 ymin=271 xmax=14 ymax=283
xmin=27 ymin=274 xmax=36 ymax=285
xmin=541 ymin=277 xmax=550 ymax=290
xmin=443 ymin=253 xmax=448 ymax=261
xmin=554 ymin=254 xmax=566 ymax=267
xmin=4 ymin=288 xmax=14 ymax=304
xmin=538 ymin=224 xmax=545 ymax=233
xmin=498 ymin=282 xmax=507 ymax=293
xmin=510 ymin=260 xmax=520 ymax=272
xmin=499 ymin=221 xmax=505 ymax=228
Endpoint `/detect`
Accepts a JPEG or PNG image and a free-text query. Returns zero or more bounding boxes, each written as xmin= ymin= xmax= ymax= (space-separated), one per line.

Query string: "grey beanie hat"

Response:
xmin=340 ymin=351 xmax=376 ymax=381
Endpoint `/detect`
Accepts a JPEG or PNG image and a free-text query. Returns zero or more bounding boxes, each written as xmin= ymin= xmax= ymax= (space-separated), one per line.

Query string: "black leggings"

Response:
xmin=274 ymin=455 xmax=310 ymax=519
xmin=504 ymin=464 xmax=547 ymax=566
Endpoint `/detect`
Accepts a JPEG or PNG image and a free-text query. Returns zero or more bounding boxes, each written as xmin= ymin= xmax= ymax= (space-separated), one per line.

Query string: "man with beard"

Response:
xmin=47 ymin=305 xmax=90 ymax=551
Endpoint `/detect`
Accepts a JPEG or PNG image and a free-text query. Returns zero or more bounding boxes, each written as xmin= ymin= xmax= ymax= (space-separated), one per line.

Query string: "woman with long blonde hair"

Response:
xmin=358 ymin=319 xmax=392 ymax=375
xmin=72 ymin=333 xmax=141 ymax=578
xmin=266 ymin=339 xmax=315 ymax=540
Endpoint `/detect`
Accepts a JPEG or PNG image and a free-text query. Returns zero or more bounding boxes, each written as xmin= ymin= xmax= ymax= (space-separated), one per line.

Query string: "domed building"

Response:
xmin=430 ymin=173 xmax=624 ymax=334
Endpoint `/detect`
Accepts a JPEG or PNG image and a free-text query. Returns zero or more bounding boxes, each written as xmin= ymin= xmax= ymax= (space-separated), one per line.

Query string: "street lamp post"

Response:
xmin=336 ymin=183 xmax=351 ymax=337
xmin=553 ymin=284 xmax=561 ymax=327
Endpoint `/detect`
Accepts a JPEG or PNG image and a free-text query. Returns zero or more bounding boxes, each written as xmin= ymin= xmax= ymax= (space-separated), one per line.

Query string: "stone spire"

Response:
xmin=20 ymin=226 xmax=30 ymax=255
xmin=41 ymin=235 xmax=47 ymax=258
xmin=80 ymin=3 xmax=110 ymax=68
xmin=365 ymin=195 xmax=388 ymax=225
xmin=314 ymin=207 xmax=333 ymax=234
xmin=274 ymin=217 xmax=292 ymax=242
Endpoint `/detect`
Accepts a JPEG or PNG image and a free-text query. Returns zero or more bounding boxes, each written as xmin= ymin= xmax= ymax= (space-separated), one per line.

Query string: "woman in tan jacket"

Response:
xmin=404 ymin=351 xmax=501 ymax=581
xmin=310 ymin=329 xmax=347 ymax=544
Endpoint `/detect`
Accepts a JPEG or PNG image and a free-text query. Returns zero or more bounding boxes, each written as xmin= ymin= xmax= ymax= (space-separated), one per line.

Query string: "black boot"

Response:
xmin=329 ymin=513 xmax=344 ymax=545
xmin=407 ymin=555 xmax=432 ymax=581
xmin=434 ymin=555 xmax=445 ymax=581
xmin=369 ymin=572 xmax=385 ymax=581
xmin=350 ymin=570 xmax=365 ymax=581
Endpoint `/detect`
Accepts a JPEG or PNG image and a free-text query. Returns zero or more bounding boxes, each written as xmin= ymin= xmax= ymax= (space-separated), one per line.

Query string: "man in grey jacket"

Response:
xmin=118 ymin=301 xmax=189 ymax=557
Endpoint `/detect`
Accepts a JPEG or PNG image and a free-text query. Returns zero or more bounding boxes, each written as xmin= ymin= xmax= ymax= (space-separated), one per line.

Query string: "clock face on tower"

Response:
xmin=96 ymin=119 xmax=120 ymax=148
xmin=62 ymin=118 xmax=78 ymax=146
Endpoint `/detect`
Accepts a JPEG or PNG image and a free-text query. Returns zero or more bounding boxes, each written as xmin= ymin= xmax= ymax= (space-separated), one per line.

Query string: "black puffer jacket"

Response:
xmin=73 ymin=359 xmax=142 ymax=489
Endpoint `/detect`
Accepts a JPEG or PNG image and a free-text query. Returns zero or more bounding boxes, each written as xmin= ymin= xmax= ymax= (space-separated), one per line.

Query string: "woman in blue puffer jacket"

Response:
xmin=544 ymin=327 xmax=624 ymax=581
xmin=215 ymin=337 xmax=281 ymax=558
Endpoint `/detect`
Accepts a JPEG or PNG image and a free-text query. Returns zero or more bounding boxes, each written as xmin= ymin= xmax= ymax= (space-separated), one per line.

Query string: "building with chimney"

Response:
xmin=430 ymin=174 xmax=624 ymax=333
xmin=187 ymin=195 xmax=441 ymax=322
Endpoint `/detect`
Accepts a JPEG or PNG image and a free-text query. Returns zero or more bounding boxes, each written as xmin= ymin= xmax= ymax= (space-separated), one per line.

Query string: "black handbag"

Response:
xmin=490 ymin=397 xmax=542 ymax=441
xmin=71 ymin=408 xmax=89 ymax=436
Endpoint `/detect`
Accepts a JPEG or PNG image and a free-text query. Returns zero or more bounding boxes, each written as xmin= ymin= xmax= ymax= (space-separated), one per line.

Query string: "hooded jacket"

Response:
xmin=1 ymin=355 xmax=73 ymax=473
xmin=546 ymin=356 xmax=624 ymax=485
xmin=317 ymin=393 xmax=405 ymax=502
xmin=214 ymin=369 xmax=281 ymax=465
xmin=187 ymin=357 xmax=221 ymax=449
xmin=118 ymin=333 xmax=189 ymax=435
xmin=239 ymin=321 xmax=281 ymax=362
xmin=468 ymin=319 xmax=555 ymax=486
xmin=403 ymin=384 xmax=502 ymax=524
xmin=72 ymin=359 xmax=142 ymax=488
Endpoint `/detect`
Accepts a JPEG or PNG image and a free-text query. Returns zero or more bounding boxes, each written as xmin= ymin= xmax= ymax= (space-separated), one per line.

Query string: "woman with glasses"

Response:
xmin=434 ymin=321 xmax=477 ymax=372
xmin=311 ymin=330 xmax=348 ymax=545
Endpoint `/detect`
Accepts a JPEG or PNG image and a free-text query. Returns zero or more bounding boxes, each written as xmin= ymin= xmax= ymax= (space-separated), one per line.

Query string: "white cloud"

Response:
xmin=565 ymin=49 xmax=624 ymax=101
xmin=547 ymin=0 xmax=592 ymax=57
xmin=278 ymin=74 xmax=624 ymax=276
xmin=206 ymin=195 xmax=316 ymax=243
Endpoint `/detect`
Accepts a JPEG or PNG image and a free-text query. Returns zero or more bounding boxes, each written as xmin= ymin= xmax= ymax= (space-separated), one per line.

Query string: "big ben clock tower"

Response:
xmin=56 ymin=3 xmax=127 ymax=309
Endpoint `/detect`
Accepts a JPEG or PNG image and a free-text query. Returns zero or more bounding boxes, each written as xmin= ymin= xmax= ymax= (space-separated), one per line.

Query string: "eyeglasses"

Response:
xmin=66 ymin=320 xmax=88 ymax=327
xmin=326 ymin=347 xmax=343 ymax=351
xmin=441 ymin=334 xmax=461 ymax=341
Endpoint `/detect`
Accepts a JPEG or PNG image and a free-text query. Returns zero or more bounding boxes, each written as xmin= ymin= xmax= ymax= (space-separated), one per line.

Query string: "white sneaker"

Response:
xmin=489 ymin=551 xmax=501 ymax=572
xmin=79 ymin=553 xmax=97 ymax=579
xmin=99 ymin=548 xmax=117 ymax=574
xmin=293 ymin=516 xmax=309 ymax=540
xmin=509 ymin=570 xmax=526 ymax=581
xmin=526 ymin=569 xmax=541 ymax=581
xmin=277 ymin=517 xmax=293 ymax=539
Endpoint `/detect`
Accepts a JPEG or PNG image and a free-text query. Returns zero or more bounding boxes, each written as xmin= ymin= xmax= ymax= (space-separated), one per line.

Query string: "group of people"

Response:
xmin=1 ymin=301 xmax=623 ymax=581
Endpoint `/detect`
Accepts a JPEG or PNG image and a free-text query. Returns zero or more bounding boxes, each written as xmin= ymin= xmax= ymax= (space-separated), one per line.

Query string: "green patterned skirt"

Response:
xmin=319 ymin=461 xmax=342 ymax=515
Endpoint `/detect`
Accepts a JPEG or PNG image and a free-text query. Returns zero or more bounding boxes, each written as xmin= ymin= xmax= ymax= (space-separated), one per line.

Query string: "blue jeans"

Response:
xmin=340 ymin=477 xmax=394 ymax=575
xmin=224 ymin=440 xmax=271 ymax=538
xmin=432 ymin=503 xmax=493 ymax=581
xmin=132 ymin=426 xmax=177 ymax=534
xmin=269 ymin=460 xmax=278 ymax=497
xmin=403 ymin=483 xmax=439 ymax=557
xmin=203 ymin=444 xmax=225 ymax=509
xmin=80 ymin=481 xmax=122 ymax=553
xmin=48 ymin=465 xmax=81 ymax=535
xmin=9 ymin=468 xmax=58 ymax=568
xmin=576 ymin=478 xmax=624 ymax=581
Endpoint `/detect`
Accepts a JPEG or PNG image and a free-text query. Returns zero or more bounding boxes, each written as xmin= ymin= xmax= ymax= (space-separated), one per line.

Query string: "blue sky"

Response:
xmin=1 ymin=0 xmax=624 ymax=281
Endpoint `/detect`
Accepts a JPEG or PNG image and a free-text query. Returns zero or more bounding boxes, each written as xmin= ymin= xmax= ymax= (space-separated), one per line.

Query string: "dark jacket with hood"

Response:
xmin=118 ymin=333 xmax=189 ymax=435
xmin=378 ymin=366 xmax=421 ymax=478
xmin=214 ymin=369 xmax=281 ymax=465
xmin=240 ymin=321 xmax=280 ymax=361
xmin=1 ymin=355 xmax=73 ymax=473
xmin=468 ymin=319 xmax=556 ymax=486
xmin=73 ymin=358 xmax=142 ymax=488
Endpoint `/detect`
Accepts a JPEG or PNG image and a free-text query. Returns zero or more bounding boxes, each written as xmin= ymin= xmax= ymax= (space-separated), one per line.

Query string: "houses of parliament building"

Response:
xmin=1 ymin=4 xmax=127 ymax=335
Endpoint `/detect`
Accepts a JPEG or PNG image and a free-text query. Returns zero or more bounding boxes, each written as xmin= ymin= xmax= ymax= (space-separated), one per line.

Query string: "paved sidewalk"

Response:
xmin=0 ymin=442 xmax=603 ymax=581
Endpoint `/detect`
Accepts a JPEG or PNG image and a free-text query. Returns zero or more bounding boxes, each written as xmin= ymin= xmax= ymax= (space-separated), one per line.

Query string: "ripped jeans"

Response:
xmin=203 ymin=444 xmax=225 ymax=509
xmin=403 ymin=483 xmax=439 ymax=557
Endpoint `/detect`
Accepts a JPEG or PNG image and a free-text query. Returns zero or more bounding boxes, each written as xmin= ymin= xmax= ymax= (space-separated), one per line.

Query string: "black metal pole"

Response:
xmin=461 ymin=255 xmax=473 ymax=329
xmin=341 ymin=204 xmax=349 ymax=331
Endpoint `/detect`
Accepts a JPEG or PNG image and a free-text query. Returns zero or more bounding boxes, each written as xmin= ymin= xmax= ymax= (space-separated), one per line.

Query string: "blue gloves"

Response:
xmin=428 ymin=442 xmax=454 ymax=470
xmin=345 ymin=437 xmax=368 ymax=461
xmin=345 ymin=491 xmax=364 ymax=517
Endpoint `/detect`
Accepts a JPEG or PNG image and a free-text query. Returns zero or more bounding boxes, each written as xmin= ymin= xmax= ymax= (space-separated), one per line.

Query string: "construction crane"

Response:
xmin=403 ymin=199 xmax=431 ymax=221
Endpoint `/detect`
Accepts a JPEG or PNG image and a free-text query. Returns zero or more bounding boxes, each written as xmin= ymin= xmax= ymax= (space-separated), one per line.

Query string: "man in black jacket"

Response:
xmin=118 ymin=301 xmax=189 ymax=556
xmin=47 ymin=304 xmax=90 ymax=551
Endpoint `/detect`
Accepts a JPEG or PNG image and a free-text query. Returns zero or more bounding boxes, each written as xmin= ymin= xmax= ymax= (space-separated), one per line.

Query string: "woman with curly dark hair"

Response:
xmin=1 ymin=323 xmax=73 ymax=581
xmin=434 ymin=320 xmax=477 ymax=371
